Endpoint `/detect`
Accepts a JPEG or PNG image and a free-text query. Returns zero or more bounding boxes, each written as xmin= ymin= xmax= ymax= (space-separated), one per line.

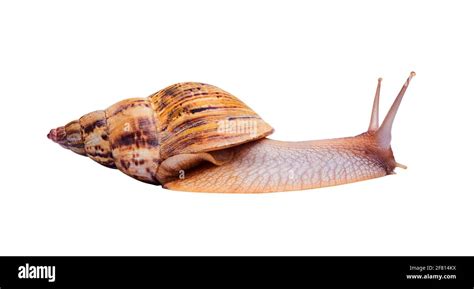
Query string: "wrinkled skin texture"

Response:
xmin=163 ymin=133 xmax=396 ymax=193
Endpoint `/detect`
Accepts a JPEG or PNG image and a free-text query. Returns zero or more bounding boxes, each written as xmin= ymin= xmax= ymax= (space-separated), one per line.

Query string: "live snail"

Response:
xmin=48 ymin=72 xmax=415 ymax=193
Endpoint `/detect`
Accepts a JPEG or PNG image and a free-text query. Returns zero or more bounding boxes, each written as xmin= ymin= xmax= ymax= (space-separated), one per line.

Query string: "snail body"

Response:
xmin=48 ymin=73 xmax=415 ymax=193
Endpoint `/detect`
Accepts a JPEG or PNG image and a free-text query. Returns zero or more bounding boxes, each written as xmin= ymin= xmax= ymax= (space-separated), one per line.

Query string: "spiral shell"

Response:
xmin=49 ymin=82 xmax=273 ymax=184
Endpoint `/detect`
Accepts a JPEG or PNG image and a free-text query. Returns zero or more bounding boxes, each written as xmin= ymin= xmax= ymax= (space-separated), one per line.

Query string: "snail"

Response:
xmin=48 ymin=72 xmax=415 ymax=193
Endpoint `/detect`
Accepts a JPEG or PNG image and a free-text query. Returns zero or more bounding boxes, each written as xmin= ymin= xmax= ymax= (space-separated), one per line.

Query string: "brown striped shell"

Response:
xmin=48 ymin=82 xmax=274 ymax=184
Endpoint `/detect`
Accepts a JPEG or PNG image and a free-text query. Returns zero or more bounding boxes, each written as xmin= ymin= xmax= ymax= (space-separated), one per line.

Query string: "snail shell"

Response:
xmin=48 ymin=82 xmax=273 ymax=184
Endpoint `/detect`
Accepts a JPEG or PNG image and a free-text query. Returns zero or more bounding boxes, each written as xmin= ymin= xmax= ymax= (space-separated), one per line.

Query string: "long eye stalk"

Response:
xmin=377 ymin=71 xmax=416 ymax=149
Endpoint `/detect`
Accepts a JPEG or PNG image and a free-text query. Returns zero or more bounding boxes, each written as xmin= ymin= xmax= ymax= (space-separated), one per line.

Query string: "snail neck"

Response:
xmin=163 ymin=133 xmax=397 ymax=193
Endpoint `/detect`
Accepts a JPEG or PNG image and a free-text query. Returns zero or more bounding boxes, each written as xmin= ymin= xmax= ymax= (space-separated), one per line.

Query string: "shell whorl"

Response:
xmin=104 ymin=98 xmax=160 ymax=183
xmin=78 ymin=110 xmax=115 ymax=168
xmin=148 ymin=82 xmax=273 ymax=159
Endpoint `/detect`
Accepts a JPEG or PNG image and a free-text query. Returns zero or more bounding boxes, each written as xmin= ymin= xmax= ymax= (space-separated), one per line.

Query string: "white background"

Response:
xmin=1 ymin=0 xmax=473 ymax=255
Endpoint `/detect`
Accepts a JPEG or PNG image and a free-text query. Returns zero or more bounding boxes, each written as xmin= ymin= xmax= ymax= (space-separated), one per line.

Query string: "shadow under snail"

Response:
xmin=48 ymin=72 xmax=415 ymax=193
